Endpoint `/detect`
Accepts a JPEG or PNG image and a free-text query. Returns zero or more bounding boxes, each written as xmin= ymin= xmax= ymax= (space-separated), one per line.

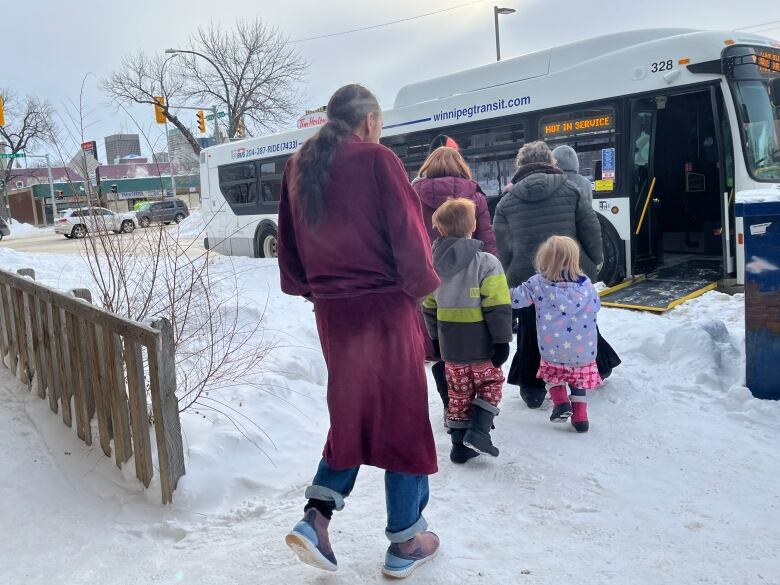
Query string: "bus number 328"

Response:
xmin=651 ymin=59 xmax=674 ymax=72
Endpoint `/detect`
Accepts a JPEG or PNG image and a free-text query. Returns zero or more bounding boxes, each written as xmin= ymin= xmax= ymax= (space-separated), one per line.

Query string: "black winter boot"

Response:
xmin=463 ymin=401 xmax=499 ymax=457
xmin=520 ymin=386 xmax=546 ymax=409
xmin=431 ymin=361 xmax=449 ymax=409
xmin=449 ymin=428 xmax=480 ymax=464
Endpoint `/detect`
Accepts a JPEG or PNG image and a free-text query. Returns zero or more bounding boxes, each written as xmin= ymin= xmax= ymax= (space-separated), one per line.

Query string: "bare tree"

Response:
xmin=179 ymin=18 xmax=307 ymax=139
xmin=101 ymin=51 xmax=202 ymax=155
xmin=0 ymin=89 xmax=56 ymax=218
xmin=102 ymin=18 xmax=307 ymax=151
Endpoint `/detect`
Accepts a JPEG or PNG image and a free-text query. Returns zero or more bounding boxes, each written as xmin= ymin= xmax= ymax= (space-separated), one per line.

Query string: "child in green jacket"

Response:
xmin=422 ymin=198 xmax=513 ymax=463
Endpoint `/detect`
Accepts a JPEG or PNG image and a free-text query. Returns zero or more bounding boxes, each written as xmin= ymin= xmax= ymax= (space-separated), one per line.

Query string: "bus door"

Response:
xmin=711 ymin=85 xmax=736 ymax=276
xmin=629 ymin=98 xmax=662 ymax=274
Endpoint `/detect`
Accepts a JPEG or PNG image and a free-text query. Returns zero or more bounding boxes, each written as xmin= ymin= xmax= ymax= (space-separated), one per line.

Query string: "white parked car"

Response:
xmin=54 ymin=207 xmax=136 ymax=239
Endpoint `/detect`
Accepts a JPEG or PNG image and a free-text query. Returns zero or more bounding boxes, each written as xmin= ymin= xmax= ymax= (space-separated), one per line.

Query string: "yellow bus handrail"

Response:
xmin=635 ymin=176 xmax=657 ymax=236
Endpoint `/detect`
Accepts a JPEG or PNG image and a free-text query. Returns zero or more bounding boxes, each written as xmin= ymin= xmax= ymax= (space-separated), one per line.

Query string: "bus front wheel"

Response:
xmin=256 ymin=226 xmax=278 ymax=259
xmin=596 ymin=214 xmax=625 ymax=287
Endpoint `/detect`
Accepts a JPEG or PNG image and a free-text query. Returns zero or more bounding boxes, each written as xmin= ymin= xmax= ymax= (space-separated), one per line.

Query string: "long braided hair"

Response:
xmin=295 ymin=84 xmax=381 ymax=225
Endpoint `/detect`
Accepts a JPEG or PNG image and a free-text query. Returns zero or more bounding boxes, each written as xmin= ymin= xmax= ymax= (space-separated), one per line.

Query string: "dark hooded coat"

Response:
xmin=493 ymin=162 xmax=604 ymax=286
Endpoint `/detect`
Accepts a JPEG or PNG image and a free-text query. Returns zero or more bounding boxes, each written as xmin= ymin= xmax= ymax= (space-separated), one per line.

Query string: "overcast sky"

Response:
xmin=4 ymin=0 xmax=780 ymax=164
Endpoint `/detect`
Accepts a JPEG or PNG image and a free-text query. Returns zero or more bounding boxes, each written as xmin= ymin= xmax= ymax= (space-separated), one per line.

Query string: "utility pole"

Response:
xmin=45 ymin=153 xmax=56 ymax=221
xmin=2 ymin=172 xmax=8 ymax=224
xmin=212 ymin=106 xmax=221 ymax=144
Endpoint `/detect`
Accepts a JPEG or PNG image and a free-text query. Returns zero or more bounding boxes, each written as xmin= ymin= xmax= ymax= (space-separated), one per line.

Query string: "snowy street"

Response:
xmin=1 ymin=246 xmax=778 ymax=585
xmin=0 ymin=221 xmax=206 ymax=256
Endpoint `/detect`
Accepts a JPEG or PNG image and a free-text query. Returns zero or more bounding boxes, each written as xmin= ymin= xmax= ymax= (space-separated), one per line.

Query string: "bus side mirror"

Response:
xmin=771 ymin=77 xmax=780 ymax=108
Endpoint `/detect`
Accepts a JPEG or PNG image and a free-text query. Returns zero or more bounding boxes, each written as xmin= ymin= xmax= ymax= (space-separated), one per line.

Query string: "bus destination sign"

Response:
xmin=757 ymin=49 xmax=780 ymax=74
xmin=543 ymin=114 xmax=614 ymax=139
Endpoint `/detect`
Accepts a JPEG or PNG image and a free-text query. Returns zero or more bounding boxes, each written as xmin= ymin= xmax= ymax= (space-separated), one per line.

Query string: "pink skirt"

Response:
xmin=537 ymin=360 xmax=603 ymax=390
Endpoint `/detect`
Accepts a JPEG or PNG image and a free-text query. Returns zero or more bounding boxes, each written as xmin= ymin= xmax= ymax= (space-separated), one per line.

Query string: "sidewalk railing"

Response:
xmin=0 ymin=267 xmax=185 ymax=503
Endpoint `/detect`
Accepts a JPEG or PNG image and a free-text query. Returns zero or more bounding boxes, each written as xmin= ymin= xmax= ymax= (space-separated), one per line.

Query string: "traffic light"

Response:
xmin=111 ymin=184 xmax=118 ymax=194
xmin=154 ymin=96 xmax=166 ymax=124
xmin=235 ymin=118 xmax=245 ymax=138
xmin=0 ymin=95 xmax=5 ymax=127
xmin=196 ymin=110 xmax=206 ymax=133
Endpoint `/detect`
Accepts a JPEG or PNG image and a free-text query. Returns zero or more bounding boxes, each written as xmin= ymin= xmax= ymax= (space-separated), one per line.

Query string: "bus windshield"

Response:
xmin=727 ymin=46 xmax=780 ymax=182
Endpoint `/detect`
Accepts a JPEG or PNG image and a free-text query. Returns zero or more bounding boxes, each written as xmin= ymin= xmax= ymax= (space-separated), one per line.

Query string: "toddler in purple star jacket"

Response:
xmin=510 ymin=236 xmax=602 ymax=433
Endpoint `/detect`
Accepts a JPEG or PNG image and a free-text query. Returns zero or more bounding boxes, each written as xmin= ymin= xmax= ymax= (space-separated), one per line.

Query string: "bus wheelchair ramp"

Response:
xmin=599 ymin=259 xmax=722 ymax=312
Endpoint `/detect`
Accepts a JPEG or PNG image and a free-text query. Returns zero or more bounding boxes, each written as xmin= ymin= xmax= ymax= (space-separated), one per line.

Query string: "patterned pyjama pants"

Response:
xmin=445 ymin=361 xmax=504 ymax=424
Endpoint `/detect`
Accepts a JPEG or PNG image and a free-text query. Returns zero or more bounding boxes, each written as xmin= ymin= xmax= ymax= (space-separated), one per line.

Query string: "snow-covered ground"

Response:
xmin=1 ymin=247 xmax=779 ymax=585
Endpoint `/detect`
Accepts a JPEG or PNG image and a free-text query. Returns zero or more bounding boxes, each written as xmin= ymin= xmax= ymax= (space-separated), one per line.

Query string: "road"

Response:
xmin=0 ymin=228 xmax=205 ymax=257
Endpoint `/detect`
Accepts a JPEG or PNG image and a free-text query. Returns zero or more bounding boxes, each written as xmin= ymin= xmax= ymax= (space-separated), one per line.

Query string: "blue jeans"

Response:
xmin=305 ymin=458 xmax=429 ymax=543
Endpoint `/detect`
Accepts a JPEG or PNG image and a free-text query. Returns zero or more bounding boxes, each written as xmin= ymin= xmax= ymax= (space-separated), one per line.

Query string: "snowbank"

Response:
xmin=176 ymin=207 xmax=208 ymax=238
xmin=1 ymin=245 xmax=779 ymax=584
xmin=6 ymin=221 xmax=52 ymax=238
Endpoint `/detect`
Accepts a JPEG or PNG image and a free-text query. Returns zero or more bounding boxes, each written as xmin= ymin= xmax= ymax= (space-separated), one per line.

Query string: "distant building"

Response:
xmin=117 ymin=154 xmax=148 ymax=164
xmin=97 ymin=162 xmax=171 ymax=180
xmin=6 ymin=167 xmax=85 ymax=190
xmin=152 ymin=152 xmax=169 ymax=164
xmin=104 ymin=134 xmax=142 ymax=164
xmin=168 ymin=128 xmax=199 ymax=173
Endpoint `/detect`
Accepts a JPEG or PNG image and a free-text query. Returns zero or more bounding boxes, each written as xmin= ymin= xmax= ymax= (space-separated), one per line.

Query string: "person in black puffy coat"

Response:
xmin=494 ymin=141 xmax=603 ymax=285
xmin=494 ymin=141 xmax=620 ymax=408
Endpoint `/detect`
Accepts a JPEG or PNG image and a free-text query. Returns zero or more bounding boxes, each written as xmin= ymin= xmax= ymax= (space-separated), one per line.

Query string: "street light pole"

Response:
xmin=494 ymin=6 xmax=516 ymax=62
xmin=165 ymin=48 xmax=232 ymax=137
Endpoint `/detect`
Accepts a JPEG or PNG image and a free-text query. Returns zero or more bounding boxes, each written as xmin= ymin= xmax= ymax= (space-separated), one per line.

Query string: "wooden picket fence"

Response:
xmin=0 ymin=267 xmax=185 ymax=504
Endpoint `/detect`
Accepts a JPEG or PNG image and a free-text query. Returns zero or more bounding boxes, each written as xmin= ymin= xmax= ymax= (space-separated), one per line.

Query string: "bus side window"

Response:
xmin=219 ymin=162 xmax=259 ymax=212
xmin=260 ymin=161 xmax=283 ymax=205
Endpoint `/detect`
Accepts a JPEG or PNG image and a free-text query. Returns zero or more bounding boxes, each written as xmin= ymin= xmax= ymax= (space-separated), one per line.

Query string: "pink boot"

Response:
xmin=571 ymin=401 xmax=589 ymax=433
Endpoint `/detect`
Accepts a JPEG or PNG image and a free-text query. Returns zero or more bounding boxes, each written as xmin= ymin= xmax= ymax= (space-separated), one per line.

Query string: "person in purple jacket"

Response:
xmin=510 ymin=235 xmax=603 ymax=433
xmin=413 ymin=146 xmax=498 ymax=418
xmin=413 ymin=146 xmax=498 ymax=255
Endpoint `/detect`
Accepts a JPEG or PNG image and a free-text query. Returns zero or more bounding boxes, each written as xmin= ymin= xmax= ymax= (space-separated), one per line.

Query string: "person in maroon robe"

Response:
xmin=280 ymin=84 xmax=441 ymax=579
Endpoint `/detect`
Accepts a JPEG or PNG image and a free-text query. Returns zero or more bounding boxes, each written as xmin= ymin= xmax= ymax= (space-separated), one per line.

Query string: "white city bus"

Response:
xmin=200 ymin=28 xmax=780 ymax=287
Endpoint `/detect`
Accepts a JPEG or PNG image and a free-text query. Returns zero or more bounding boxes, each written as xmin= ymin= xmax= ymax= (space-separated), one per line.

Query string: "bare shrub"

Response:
xmin=52 ymin=78 xmax=273 ymax=425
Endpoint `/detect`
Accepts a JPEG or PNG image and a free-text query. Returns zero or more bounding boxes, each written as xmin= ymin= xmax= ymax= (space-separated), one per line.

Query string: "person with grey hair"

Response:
xmin=552 ymin=144 xmax=594 ymax=205
xmin=493 ymin=140 xmax=619 ymax=409
xmin=495 ymin=140 xmax=602 ymax=285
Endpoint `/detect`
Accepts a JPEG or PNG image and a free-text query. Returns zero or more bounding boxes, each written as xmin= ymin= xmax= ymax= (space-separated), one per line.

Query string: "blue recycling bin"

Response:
xmin=736 ymin=201 xmax=780 ymax=400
